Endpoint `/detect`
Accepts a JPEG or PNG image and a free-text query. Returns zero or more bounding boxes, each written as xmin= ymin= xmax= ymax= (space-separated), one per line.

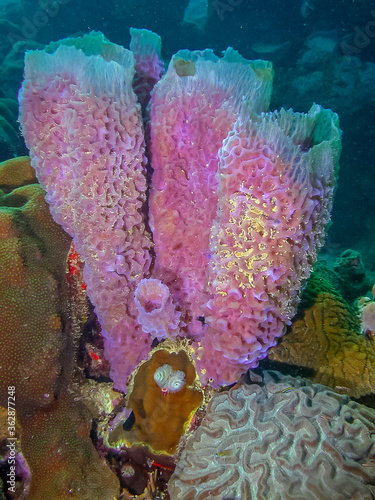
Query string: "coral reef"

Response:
xmin=168 ymin=370 xmax=375 ymax=499
xmin=109 ymin=345 xmax=203 ymax=455
xmin=0 ymin=2 xmax=372 ymax=496
xmin=71 ymin=378 xmax=173 ymax=497
xmin=279 ymin=33 xmax=375 ymax=112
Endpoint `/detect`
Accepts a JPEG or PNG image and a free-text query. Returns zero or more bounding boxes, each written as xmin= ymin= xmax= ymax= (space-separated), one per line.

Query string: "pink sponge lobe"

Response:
xmin=19 ymin=33 xmax=153 ymax=392
xmin=149 ymin=48 xmax=273 ymax=339
xmin=196 ymin=104 xmax=341 ymax=386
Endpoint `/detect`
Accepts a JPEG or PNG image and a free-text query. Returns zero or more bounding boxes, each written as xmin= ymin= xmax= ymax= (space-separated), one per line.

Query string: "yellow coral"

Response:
xmin=268 ymin=292 xmax=375 ymax=397
xmin=110 ymin=343 xmax=203 ymax=455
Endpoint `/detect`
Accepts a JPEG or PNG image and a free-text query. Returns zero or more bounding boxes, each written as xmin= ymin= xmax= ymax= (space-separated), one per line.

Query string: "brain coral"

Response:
xmin=267 ymin=257 xmax=375 ymax=398
xmin=268 ymin=292 xmax=375 ymax=398
xmin=168 ymin=370 xmax=375 ymax=500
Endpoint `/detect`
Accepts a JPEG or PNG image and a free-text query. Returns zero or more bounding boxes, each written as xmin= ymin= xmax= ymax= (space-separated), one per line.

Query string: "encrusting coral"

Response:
xmin=21 ymin=393 xmax=120 ymax=500
xmin=0 ymin=156 xmax=120 ymax=499
xmin=109 ymin=345 xmax=203 ymax=455
xmin=168 ymin=370 xmax=375 ymax=500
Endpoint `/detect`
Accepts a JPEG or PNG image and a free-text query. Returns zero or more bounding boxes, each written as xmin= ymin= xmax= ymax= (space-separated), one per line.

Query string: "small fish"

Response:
xmin=149 ymin=459 xmax=173 ymax=471
xmin=319 ymin=414 xmax=335 ymax=421
xmin=280 ymin=387 xmax=293 ymax=394
xmin=361 ymin=458 xmax=375 ymax=467
xmin=334 ymin=385 xmax=351 ymax=392
xmin=215 ymin=449 xmax=234 ymax=458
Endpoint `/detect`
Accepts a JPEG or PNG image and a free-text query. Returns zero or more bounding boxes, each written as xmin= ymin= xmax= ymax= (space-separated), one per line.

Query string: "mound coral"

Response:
xmin=168 ymin=370 xmax=375 ymax=499
xmin=269 ymin=293 xmax=375 ymax=397
xmin=18 ymin=29 xmax=341 ymax=391
xmin=0 ymin=156 xmax=71 ymax=412
xmin=21 ymin=393 xmax=120 ymax=500
xmin=0 ymin=156 xmax=120 ymax=499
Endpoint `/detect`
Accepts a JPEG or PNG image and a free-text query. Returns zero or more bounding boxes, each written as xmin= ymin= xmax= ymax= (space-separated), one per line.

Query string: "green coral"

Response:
xmin=298 ymin=249 xmax=371 ymax=313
